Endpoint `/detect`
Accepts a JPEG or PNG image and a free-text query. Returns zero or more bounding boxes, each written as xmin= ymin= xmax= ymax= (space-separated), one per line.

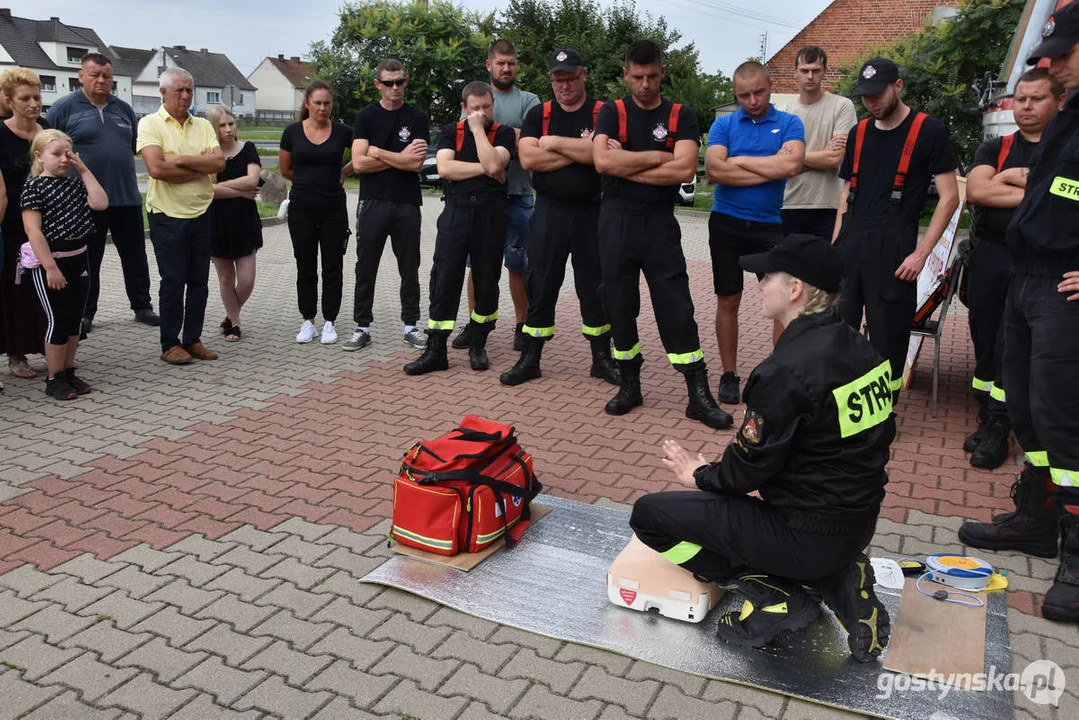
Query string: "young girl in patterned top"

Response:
xmin=21 ymin=129 xmax=108 ymax=400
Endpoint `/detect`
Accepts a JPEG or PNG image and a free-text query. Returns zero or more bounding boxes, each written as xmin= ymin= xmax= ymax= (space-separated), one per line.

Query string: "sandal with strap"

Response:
xmin=220 ymin=316 xmax=234 ymax=335
xmin=225 ymin=325 xmax=241 ymax=342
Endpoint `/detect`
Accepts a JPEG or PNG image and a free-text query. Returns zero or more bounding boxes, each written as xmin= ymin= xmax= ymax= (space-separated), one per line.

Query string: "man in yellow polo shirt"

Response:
xmin=136 ymin=67 xmax=225 ymax=365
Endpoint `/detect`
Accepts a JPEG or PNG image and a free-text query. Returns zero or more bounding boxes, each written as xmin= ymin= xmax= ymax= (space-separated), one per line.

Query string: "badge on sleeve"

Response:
xmin=739 ymin=409 xmax=765 ymax=446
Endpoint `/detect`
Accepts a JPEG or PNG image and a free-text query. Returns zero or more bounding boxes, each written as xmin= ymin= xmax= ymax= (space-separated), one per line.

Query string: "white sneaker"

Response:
xmin=296 ymin=320 xmax=317 ymax=343
xmin=321 ymin=321 xmax=338 ymax=344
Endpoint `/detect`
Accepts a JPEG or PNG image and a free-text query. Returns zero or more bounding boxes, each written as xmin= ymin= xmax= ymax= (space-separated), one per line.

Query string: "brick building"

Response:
xmin=765 ymin=0 xmax=961 ymax=93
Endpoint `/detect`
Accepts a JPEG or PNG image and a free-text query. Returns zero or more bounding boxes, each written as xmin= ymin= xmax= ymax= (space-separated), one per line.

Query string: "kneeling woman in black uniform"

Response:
xmin=631 ymin=233 xmax=895 ymax=661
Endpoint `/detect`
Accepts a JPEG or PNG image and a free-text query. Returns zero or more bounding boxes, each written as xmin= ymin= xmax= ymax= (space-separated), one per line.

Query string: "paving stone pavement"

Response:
xmin=0 ymin=193 xmax=1074 ymax=719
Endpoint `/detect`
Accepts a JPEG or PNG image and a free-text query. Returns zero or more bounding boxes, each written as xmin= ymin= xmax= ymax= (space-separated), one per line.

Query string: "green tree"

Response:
xmin=310 ymin=1 xmax=495 ymax=127
xmin=836 ymin=0 xmax=1024 ymax=168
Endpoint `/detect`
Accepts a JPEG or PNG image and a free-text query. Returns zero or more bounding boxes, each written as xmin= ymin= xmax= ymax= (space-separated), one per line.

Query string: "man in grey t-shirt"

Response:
xmin=46 ymin=52 xmax=159 ymax=331
xmin=452 ymin=39 xmax=540 ymax=352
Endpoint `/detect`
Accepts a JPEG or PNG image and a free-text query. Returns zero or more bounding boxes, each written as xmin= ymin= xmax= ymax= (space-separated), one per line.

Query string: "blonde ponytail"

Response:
xmin=29 ymin=129 xmax=73 ymax=176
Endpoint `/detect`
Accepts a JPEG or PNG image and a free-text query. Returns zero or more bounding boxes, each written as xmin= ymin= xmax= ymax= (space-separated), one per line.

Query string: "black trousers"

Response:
xmin=148 ymin=212 xmax=211 ymax=352
xmin=428 ymin=195 xmax=507 ymax=331
xmin=352 ymin=198 xmax=421 ymax=328
xmin=31 ymin=251 xmax=90 ymax=345
xmin=523 ymin=196 xmax=608 ymax=339
xmin=836 ymin=214 xmax=918 ymax=400
xmin=598 ymin=200 xmax=703 ymax=368
xmin=288 ymin=204 xmax=350 ymax=322
xmin=630 ymin=491 xmax=876 ymax=583
xmin=781 ymin=208 xmax=837 ymax=242
xmin=1003 ymin=262 xmax=1079 ymax=500
xmin=966 ymin=239 xmax=1012 ymax=422
xmin=84 ymin=205 xmax=154 ymax=321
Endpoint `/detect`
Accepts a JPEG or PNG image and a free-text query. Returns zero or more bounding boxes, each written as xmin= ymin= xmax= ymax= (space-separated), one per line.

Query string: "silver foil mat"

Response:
xmin=362 ymin=495 xmax=1013 ymax=720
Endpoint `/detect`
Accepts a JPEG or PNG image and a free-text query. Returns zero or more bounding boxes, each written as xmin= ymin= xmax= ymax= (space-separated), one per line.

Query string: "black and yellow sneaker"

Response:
xmin=814 ymin=554 xmax=890 ymax=662
xmin=714 ymin=573 xmax=820 ymax=648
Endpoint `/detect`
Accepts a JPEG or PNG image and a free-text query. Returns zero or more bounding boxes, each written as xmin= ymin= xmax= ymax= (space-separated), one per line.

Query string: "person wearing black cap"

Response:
xmin=957 ymin=1 xmax=1079 ymax=624
xmin=500 ymin=48 xmax=619 ymax=387
xmin=629 ymin=233 xmax=895 ymax=659
xmin=832 ymin=57 xmax=959 ymax=404
xmin=592 ymin=40 xmax=731 ymax=429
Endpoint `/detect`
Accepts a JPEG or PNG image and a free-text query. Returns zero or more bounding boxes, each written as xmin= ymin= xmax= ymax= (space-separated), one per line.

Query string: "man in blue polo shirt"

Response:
xmin=47 ymin=52 xmax=159 ymax=333
xmin=706 ymin=61 xmax=804 ymax=405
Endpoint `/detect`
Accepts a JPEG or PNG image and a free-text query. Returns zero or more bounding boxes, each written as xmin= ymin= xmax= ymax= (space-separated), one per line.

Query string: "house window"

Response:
xmin=207 ymin=91 xmax=221 ymax=103
xmin=69 ymin=78 xmax=82 ymax=92
xmin=67 ymin=47 xmax=88 ymax=63
xmin=40 ymin=75 xmax=57 ymax=92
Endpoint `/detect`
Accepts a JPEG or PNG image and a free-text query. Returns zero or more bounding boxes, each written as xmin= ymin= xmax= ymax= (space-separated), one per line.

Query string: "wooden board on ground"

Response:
xmin=392 ymin=504 xmax=552 ymax=571
xmin=884 ymin=577 xmax=989 ymax=680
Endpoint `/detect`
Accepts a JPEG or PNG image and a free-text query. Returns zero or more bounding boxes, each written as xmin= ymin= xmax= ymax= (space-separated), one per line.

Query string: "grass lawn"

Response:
xmin=139 ymin=193 xmax=280 ymax=229
xmin=237 ymin=125 xmax=289 ymax=133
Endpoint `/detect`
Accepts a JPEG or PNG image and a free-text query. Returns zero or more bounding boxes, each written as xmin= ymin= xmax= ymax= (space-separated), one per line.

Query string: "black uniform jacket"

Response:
xmin=695 ymin=310 xmax=896 ymax=532
xmin=1007 ymin=92 xmax=1079 ymax=263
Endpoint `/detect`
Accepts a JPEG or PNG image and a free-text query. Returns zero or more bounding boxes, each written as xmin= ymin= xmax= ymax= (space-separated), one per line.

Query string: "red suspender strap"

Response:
xmin=455 ymin=121 xmax=465 ymax=152
xmin=996 ymin=133 xmax=1015 ymax=173
xmin=849 ymin=119 xmax=870 ymax=191
xmin=666 ymin=103 xmax=681 ymax=149
xmin=541 ymin=101 xmax=552 ymax=137
xmin=487 ymin=122 xmax=500 ymax=146
xmin=894 ymin=111 xmax=927 ymax=192
xmin=615 ymin=99 xmax=628 ymax=144
xmin=592 ymin=100 xmax=603 ymax=129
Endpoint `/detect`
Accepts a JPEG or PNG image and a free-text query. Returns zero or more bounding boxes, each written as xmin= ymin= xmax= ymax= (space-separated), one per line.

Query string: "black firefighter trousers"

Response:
xmin=966 ymin=239 xmax=1012 ymax=422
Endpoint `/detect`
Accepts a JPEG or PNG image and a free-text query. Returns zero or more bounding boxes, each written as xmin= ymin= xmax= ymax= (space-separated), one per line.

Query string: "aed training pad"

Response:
xmin=361 ymin=495 xmax=1013 ymax=720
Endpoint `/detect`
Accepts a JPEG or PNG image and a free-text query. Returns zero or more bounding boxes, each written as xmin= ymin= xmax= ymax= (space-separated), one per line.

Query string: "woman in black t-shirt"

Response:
xmin=279 ymin=80 xmax=353 ymax=345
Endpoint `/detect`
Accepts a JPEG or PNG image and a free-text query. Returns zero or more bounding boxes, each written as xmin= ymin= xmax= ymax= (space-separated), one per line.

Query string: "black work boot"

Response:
xmin=469 ymin=322 xmax=493 ymax=371
xmin=683 ymin=365 xmax=733 ymax=429
xmin=451 ymin=323 xmax=473 ymax=350
xmin=403 ymin=331 xmax=449 ymax=375
xmin=958 ymin=467 xmax=1060 ymax=558
xmin=1043 ymin=514 xmax=1079 ymax=622
xmin=992 ymin=465 xmax=1035 ymax=525
xmin=500 ymin=336 xmax=543 ymax=386
xmin=715 ymin=573 xmax=820 ymax=648
xmin=964 ymin=400 xmax=989 ymax=453
xmin=588 ymin=333 xmax=621 ymax=386
xmin=970 ymin=418 xmax=1010 ymax=469
xmin=604 ymin=360 xmax=643 ymax=415
xmin=513 ymin=322 xmax=525 ymax=351
xmin=810 ymin=553 xmax=890 ymax=662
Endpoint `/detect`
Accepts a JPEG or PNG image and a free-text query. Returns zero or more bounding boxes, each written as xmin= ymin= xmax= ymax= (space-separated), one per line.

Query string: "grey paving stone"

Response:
xmin=266 ymin=535 xmax=331 ymax=564
xmin=220 ymin=525 xmax=282 ymax=552
xmin=458 ymin=701 xmax=510 ymax=720
xmin=500 ymin=647 xmax=585 ymax=695
xmin=311 ymin=596 xmax=391 ymax=635
xmin=702 ymin=680 xmax=787 ymax=716
xmin=0 ymin=629 xmax=29 ymax=651
xmin=195 ymin=594 xmax=278 ymax=632
xmin=366 ymin=612 xmax=451 ymax=654
xmin=211 ymin=546 xmax=286 ymax=575
xmin=734 ymin=707 xmax=773 ymax=720
xmin=315 ymin=571 xmax=384 ymax=606
xmin=37 ymin=651 xmax=139 ymax=702
xmin=59 ymin=619 xmax=153 ymax=662
xmin=51 ymin=555 xmax=121 ymax=584
xmin=97 ymin=671 xmax=197 ymax=720
xmin=184 ymin=623 xmax=272 ymax=667
xmin=110 ymin=544 xmax=181 ymax=573
xmin=373 ymin=677 xmax=470 ymax=720
xmin=129 ymin=606 xmax=216 ymax=648
xmin=96 ymin=565 xmax=176 ymax=599
xmin=647 ymin=685 xmax=738 ymax=720
xmin=308 ymin=627 xmax=395 ymax=671
xmin=154 ymin=555 xmax=230 ymax=587
xmin=0 ymin=564 xmax=64 ymax=597
xmin=32 ymin=577 xmax=113 ymax=612
xmin=249 ymin=608 xmax=335 ymax=651
xmin=570 ymin=665 xmax=661 ymax=715
xmin=365 ymin=587 xmax=441 ymax=623
xmin=80 ymin=589 xmax=166 ymax=629
xmin=370 ymin=645 xmax=459 ymax=692
xmin=311 ymin=695 xmax=394 ymax=720
xmin=255 ymin=580 xmax=336 ymax=619
xmin=0 ymin=634 xmax=84 ymax=681
xmin=780 ymin=697 xmax=862 ymax=719
xmin=241 ymin=639 xmax=333 ymax=685
xmin=508 ymin=683 xmax=603 ymax=720
xmin=166 ymin=534 xmax=237 ymax=561
xmin=233 ymin=674 xmax=334 ymax=719
xmin=11 ymin=604 xmax=96 ymax=643
xmin=260 ymin=557 xmax=334 ymax=590
xmin=431 ymin=629 xmax=517 ymax=674
xmin=438 ymin=662 xmax=530 ymax=715
xmin=317 ymin=527 xmax=385 ymax=556
xmin=145 ymin=578 xmax=223 ymax=615
xmin=173 ymin=655 xmax=268 ymax=705
xmin=304 ymin=658 xmax=397 ymax=707
xmin=0 ymin=591 xmax=49 ymax=626
xmin=626 ymin=661 xmax=707 ymax=698
xmin=490 ymin=626 xmax=564 ymax=658
xmin=165 ymin=693 xmax=264 ymax=720
xmin=313 ymin=547 xmax=383 ymax=577
xmin=20 ymin=689 xmax=125 ymax=719
xmin=269 ymin=517 xmax=335 ymax=542
xmin=0 ymin=667 xmax=63 ymax=720
xmin=113 ymin=636 xmax=208 ymax=683
xmin=204 ymin=566 xmax=282 ymax=603
xmin=557 ymin=644 xmax=634 ymax=677
xmin=426 ymin=606 xmax=499 ymax=640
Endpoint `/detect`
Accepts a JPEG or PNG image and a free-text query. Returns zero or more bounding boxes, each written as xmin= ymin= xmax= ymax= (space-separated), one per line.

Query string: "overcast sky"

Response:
xmin=18 ymin=0 xmax=831 ymax=78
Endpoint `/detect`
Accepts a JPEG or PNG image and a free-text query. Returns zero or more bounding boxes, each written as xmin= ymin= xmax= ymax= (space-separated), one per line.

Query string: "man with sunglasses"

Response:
xmin=500 ymin=48 xmax=619 ymax=387
xmin=346 ymin=59 xmax=430 ymax=352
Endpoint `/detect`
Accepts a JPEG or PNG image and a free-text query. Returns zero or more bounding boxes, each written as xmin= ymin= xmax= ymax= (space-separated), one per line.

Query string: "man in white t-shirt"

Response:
xmin=781 ymin=46 xmax=858 ymax=240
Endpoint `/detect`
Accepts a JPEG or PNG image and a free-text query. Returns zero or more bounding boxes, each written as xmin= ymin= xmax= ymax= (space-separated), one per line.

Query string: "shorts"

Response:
xmin=708 ymin=211 xmax=784 ymax=296
xmin=780 ymin=208 xmax=838 ymax=242
xmin=466 ymin=194 xmax=533 ymax=273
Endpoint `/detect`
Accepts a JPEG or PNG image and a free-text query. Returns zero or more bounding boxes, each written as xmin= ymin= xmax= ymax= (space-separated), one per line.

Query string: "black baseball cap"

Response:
xmin=549 ymin=48 xmax=585 ymax=73
xmin=1028 ymin=2 xmax=1079 ymax=63
xmin=852 ymin=57 xmax=901 ymax=96
xmin=740 ymin=234 xmax=845 ymax=293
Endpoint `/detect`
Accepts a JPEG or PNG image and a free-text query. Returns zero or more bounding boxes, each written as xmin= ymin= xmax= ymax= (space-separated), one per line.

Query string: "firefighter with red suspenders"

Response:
xmin=832 ymin=58 xmax=959 ymax=404
xmin=592 ymin=40 xmax=731 ymax=429
xmin=405 ymin=82 xmax=515 ymax=375
xmin=960 ymin=68 xmax=1066 ymax=471
xmin=500 ymin=48 xmax=620 ymax=387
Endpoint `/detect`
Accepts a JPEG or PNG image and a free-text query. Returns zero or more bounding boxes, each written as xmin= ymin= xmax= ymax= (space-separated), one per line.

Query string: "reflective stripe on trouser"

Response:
xmin=522 ymin=324 xmax=554 ymax=338
xmin=836 ymin=214 xmax=917 ymax=400
xmin=428 ymin=319 xmax=454 ymax=332
xmin=598 ymin=199 xmax=704 ymax=370
xmin=522 ymin=197 xmax=608 ymax=338
xmin=967 ymin=238 xmax=1012 ymax=419
xmin=426 ymin=195 xmax=507 ymax=333
xmin=1002 ymin=268 xmax=1079 ymax=496
xmin=613 ymin=342 xmax=641 ymax=361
